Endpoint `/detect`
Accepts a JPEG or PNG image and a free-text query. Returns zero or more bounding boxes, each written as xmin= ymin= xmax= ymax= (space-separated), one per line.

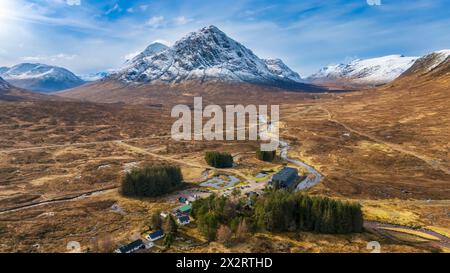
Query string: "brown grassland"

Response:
xmin=0 ymin=74 xmax=449 ymax=253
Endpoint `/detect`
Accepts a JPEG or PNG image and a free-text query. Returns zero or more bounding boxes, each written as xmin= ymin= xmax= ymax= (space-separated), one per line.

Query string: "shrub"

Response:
xmin=256 ymin=149 xmax=276 ymax=162
xmin=205 ymin=151 xmax=233 ymax=168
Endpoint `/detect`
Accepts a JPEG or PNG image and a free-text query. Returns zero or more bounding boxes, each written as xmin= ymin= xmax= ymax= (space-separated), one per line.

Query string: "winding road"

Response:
xmin=364 ymin=221 xmax=450 ymax=250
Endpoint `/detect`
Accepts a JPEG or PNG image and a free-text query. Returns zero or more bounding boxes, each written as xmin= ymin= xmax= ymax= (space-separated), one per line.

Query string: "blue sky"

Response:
xmin=0 ymin=0 xmax=449 ymax=76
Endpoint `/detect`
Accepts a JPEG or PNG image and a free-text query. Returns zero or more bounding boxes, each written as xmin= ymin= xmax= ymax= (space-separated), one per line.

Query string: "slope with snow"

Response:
xmin=0 ymin=63 xmax=85 ymax=93
xmin=308 ymin=55 xmax=418 ymax=87
xmin=400 ymin=49 xmax=450 ymax=77
xmin=263 ymin=59 xmax=303 ymax=82
xmin=113 ymin=26 xmax=306 ymax=88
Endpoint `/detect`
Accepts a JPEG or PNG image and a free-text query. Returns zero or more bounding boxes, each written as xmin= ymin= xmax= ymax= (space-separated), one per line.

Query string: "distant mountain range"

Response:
xmin=1 ymin=25 xmax=448 ymax=95
xmin=79 ymin=71 xmax=114 ymax=82
xmin=0 ymin=63 xmax=85 ymax=93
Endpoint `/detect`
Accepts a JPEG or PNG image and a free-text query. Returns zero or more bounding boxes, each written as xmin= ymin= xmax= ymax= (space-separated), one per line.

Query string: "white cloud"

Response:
xmin=66 ymin=0 xmax=81 ymax=6
xmin=21 ymin=53 xmax=77 ymax=63
xmin=127 ymin=7 xmax=134 ymax=13
xmin=174 ymin=16 xmax=192 ymax=25
xmin=140 ymin=5 xmax=149 ymax=11
xmin=124 ymin=51 xmax=140 ymax=61
xmin=146 ymin=16 xmax=165 ymax=28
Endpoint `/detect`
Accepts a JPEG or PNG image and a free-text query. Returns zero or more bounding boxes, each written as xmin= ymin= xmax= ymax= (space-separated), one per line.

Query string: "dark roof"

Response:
xmin=149 ymin=230 xmax=164 ymax=239
xmin=272 ymin=167 xmax=298 ymax=187
xmin=178 ymin=215 xmax=190 ymax=223
xmin=118 ymin=239 xmax=144 ymax=253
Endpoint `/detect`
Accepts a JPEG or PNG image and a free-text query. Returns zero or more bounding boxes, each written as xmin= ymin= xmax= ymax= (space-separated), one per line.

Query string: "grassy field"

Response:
xmin=0 ymin=78 xmax=449 ymax=253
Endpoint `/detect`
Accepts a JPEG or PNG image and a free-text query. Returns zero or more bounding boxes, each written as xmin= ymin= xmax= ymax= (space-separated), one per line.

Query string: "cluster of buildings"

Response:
xmin=114 ymin=229 xmax=167 ymax=254
xmin=114 ymin=199 xmax=194 ymax=253
xmin=115 ymin=168 xmax=299 ymax=253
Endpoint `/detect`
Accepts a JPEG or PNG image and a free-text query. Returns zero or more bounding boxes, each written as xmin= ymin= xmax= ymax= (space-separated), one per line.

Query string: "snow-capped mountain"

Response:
xmin=263 ymin=59 xmax=303 ymax=82
xmin=0 ymin=63 xmax=85 ymax=93
xmin=308 ymin=55 xmax=418 ymax=87
xmin=114 ymin=26 xmax=304 ymax=87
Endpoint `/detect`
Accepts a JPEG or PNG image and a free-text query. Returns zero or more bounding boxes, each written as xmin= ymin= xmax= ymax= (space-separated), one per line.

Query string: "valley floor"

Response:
xmin=0 ymin=86 xmax=449 ymax=253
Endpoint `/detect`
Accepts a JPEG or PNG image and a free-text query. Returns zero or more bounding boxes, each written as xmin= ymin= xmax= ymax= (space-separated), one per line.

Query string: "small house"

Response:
xmin=177 ymin=203 xmax=192 ymax=215
xmin=147 ymin=230 xmax=165 ymax=242
xmin=271 ymin=167 xmax=299 ymax=189
xmin=177 ymin=215 xmax=190 ymax=225
xmin=114 ymin=239 xmax=145 ymax=253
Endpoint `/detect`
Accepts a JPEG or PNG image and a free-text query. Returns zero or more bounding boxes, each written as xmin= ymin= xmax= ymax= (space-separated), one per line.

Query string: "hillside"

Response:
xmin=0 ymin=63 xmax=85 ymax=93
xmin=308 ymin=55 xmax=418 ymax=89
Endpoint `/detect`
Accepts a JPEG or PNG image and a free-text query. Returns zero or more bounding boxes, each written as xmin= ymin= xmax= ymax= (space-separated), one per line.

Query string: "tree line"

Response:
xmin=191 ymin=189 xmax=363 ymax=242
xmin=121 ymin=164 xmax=183 ymax=197
xmin=254 ymin=190 xmax=363 ymax=234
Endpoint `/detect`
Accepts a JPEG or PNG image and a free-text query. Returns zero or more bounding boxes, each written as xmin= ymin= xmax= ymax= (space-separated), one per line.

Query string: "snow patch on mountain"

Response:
xmin=263 ymin=59 xmax=303 ymax=82
xmin=425 ymin=49 xmax=450 ymax=72
xmin=308 ymin=55 xmax=418 ymax=86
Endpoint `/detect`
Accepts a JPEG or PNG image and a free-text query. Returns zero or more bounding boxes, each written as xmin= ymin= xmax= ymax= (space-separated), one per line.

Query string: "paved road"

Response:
xmin=364 ymin=220 xmax=450 ymax=249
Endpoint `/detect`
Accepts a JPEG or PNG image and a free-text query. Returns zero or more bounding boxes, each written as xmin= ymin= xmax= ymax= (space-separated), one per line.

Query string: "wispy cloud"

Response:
xmin=21 ymin=53 xmax=77 ymax=62
xmin=146 ymin=16 xmax=165 ymax=28
xmin=66 ymin=0 xmax=81 ymax=6
xmin=105 ymin=3 xmax=122 ymax=15
xmin=174 ymin=16 xmax=193 ymax=26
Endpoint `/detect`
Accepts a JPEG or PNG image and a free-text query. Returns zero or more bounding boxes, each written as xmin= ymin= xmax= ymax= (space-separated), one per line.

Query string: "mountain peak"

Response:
xmin=142 ymin=42 xmax=169 ymax=55
xmin=201 ymin=25 xmax=221 ymax=31
xmin=114 ymin=25 xmax=306 ymax=88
